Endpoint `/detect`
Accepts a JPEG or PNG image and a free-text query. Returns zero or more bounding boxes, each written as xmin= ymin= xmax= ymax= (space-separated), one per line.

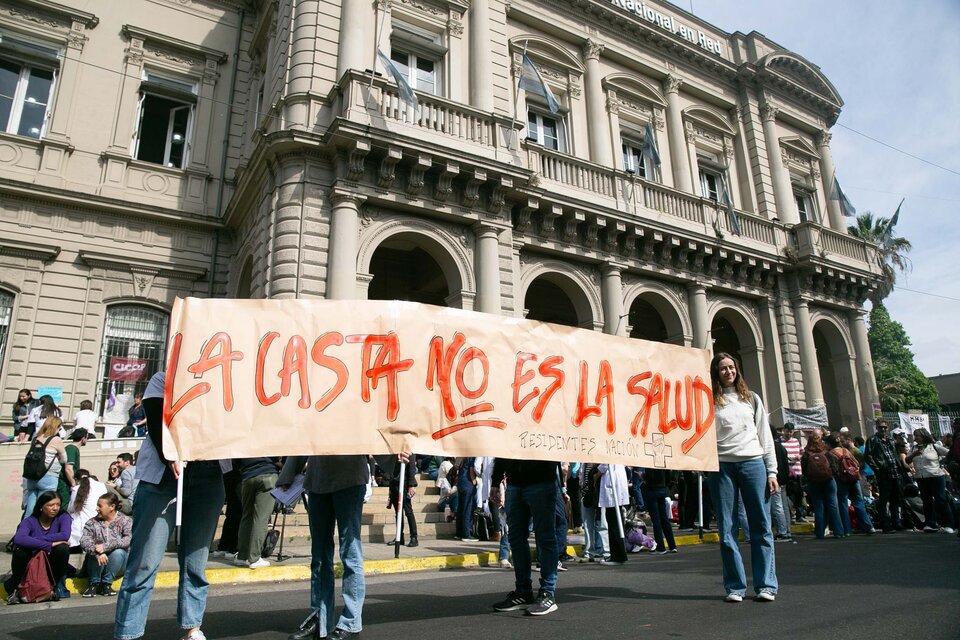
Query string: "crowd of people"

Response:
xmin=4 ymin=365 xmax=959 ymax=638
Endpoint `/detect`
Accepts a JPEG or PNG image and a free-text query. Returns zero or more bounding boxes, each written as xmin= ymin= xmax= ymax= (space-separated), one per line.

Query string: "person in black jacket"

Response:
xmin=378 ymin=454 xmax=419 ymax=547
xmin=770 ymin=429 xmax=793 ymax=541
xmin=641 ymin=468 xmax=678 ymax=553
xmin=490 ymin=459 xmax=562 ymax=616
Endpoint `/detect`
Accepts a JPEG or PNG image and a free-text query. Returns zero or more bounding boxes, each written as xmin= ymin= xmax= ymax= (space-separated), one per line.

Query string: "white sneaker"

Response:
xmin=756 ymin=591 xmax=776 ymax=602
xmin=183 ymin=630 xmax=206 ymax=640
xmin=248 ymin=558 xmax=271 ymax=569
xmin=499 ymin=559 xmax=513 ymax=569
xmin=943 ymin=527 xmax=956 ymax=534
xmin=724 ymin=593 xmax=743 ymax=603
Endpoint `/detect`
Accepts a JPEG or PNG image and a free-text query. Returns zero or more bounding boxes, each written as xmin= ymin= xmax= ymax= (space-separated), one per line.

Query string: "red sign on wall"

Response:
xmin=109 ymin=357 xmax=148 ymax=382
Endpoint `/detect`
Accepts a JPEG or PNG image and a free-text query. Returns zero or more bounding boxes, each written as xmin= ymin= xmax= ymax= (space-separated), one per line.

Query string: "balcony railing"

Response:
xmin=819 ymin=226 xmax=871 ymax=262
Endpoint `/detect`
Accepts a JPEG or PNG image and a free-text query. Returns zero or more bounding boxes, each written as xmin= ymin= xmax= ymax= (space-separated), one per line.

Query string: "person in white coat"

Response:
xmin=597 ymin=464 xmax=630 ymax=564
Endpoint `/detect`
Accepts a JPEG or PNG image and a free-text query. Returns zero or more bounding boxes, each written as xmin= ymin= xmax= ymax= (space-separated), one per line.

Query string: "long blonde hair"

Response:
xmin=36 ymin=416 xmax=63 ymax=440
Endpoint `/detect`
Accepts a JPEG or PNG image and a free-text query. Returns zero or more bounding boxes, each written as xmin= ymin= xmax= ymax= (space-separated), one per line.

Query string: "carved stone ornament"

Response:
xmin=153 ymin=48 xmax=199 ymax=67
xmin=378 ymin=147 xmax=402 ymax=189
xmin=541 ymin=206 xmax=561 ymax=239
xmin=399 ymin=0 xmax=443 ymax=17
xmin=2 ymin=6 xmax=63 ymax=30
xmin=488 ymin=183 xmax=506 ymax=214
xmin=448 ymin=14 xmax=464 ymax=37
xmin=815 ymin=129 xmax=832 ymax=148
xmin=605 ymin=93 xmax=619 ymax=114
xmin=663 ymin=75 xmax=683 ymax=94
xmin=514 ymin=198 xmax=538 ymax=233
xmin=346 ymin=144 xmax=369 ymax=181
xmin=653 ymin=112 xmax=666 ymax=131
xmin=406 ymin=158 xmax=429 ymax=197
xmin=583 ymin=39 xmax=604 ymax=61
xmin=462 ymin=169 xmax=485 ymax=209
xmin=760 ymin=101 xmax=779 ymax=122
xmin=360 ymin=207 xmax=383 ymax=228
xmin=434 ymin=163 xmax=458 ymax=202
xmin=563 ymin=215 xmax=582 ymax=244
xmin=568 ymin=80 xmax=582 ymax=99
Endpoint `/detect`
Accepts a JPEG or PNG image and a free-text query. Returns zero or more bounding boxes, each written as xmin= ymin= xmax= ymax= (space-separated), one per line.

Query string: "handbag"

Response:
xmin=16 ymin=550 xmax=55 ymax=603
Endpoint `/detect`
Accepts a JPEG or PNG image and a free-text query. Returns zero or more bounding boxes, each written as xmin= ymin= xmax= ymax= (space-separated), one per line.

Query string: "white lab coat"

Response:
xmin=597 ymin=464 xmax=630 ymax=508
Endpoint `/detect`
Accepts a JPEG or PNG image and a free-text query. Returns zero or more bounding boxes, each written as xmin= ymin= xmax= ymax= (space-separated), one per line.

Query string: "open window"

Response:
xmin=621 ymin=125 xmax=657 ymax=180
xmin=527 ymin=107 xmax=566 ymax=152
xmin=133 ymin=72 xmax=197 ymax=169
xmin=699 ymin=165 xmax=723 ymax=202
xmin=793 ymin=187 xmax=818 ymax=223
xmin=0 ymin=290 xmax=12 ymax=369
xmin=390 ymin=21 xmax=444 ymax=96
xmin=0 ymin=35 xmax=60 ymax=139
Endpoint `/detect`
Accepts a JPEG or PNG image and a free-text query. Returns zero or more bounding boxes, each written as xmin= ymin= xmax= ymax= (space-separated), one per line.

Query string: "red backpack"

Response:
xmin=805 ymin=450 xmax=833 ymax=483
xmin=836 ymin=451 xmax=861 ymax=483
xmin=16 ymin=551 xmax=55 ymax=603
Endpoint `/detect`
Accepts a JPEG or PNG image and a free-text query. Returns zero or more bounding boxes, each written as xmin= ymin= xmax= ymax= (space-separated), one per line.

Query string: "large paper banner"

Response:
xmin=898 ymin=412 xmax=929 ymax=435
xmin=162 ymin=298 xmax=718 ymax=470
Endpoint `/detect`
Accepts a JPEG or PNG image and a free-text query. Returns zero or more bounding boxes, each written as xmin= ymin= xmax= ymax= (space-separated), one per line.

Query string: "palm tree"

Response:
xmin=848 ymin=212 xmax=912 ymax=305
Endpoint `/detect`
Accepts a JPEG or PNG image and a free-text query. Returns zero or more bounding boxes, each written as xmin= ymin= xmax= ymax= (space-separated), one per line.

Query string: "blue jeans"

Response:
xmin=580 ymin=502 xmax=608 ymax=559
xmin=554 ymin=491 xmax=568 ymax=555
xmin=84 ymin=548 xmax=128 ymax=586
xmin=497 ymin=509 xmax=510 ymax=561
xmin=643 ymin=488 xmax=676 ymax=551
xmin=506 ymin=481 xmax=559 ymax=597
xmin=769 ymin=488 xmax=791 ymax=536
xmin=807 ymin=479 xmax=844 ymax=538
xmin=457 ymin=481 xmax=477 ymax=538
xmin=307 ymin=484 xmax=366 ymax=635
xmin=113 ymin=462 xmax=225 ymax=640
xmin=836 ymin=479 xmax=873 ymax=534
xmin=23 ymin=474 xmax=59 ymax=518
xmin=705 ymin=459 xmax=777 ymax=596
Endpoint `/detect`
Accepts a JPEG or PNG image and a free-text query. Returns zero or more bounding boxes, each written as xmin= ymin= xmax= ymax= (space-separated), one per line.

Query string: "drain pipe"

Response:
xmin=207 ymin=5 xmax=245 ymax=297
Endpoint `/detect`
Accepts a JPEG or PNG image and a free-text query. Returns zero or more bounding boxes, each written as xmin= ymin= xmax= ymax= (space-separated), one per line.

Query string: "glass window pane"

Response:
xmin=390 ymin=49 xmax=410 ymax=77
xmin=23 ymin=68 xmax=52 ymax=105
xmin=542 ymin=116 xmax=558 ymax=150
xmin=526 ymin=111 xmax=538 ymax=141
xmin=0 ymin=61 xmax=19 ymax=131
xmin=0 ymin=290 xmax=12 ymax=369
xmin=17 ymin=102 xmax=45 ymax=138
xmin=415 ymin=60 xmax=435 ymax=94
xmin=168 ymin=105 xmax=190 ymax=168
xmin=98 ymin=306 xmax=170 ymax=418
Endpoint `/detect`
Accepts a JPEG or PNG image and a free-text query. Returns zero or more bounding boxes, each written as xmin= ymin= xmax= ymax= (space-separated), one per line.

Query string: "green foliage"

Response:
xmin=868 ymin=305 xmax=939 ymax=411
xmin=848 ymin=212 xmax=912 ymax=305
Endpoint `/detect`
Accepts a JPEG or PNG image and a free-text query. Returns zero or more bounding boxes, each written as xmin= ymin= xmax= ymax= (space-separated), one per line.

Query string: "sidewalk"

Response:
xmin=0 ymin=522 xmax=815 ymax=598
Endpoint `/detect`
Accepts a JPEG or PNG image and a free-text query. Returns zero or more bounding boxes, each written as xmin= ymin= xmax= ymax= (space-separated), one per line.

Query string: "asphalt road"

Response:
xmin=2 ymin=533 xmax=958 ymax=639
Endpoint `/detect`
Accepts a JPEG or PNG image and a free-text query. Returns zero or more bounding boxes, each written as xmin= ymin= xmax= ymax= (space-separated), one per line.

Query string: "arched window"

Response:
xmin=0 ymin=291 xmax=12 ymax=368
xmin=96 ymin=305 xmax=169 ymax=421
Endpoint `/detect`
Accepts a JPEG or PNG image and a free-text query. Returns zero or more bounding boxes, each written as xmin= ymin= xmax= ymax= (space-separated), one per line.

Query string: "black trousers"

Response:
xmin=217 ymin=469 xmax=242 ymax=553
xmin=10 ymin=544 xmax=71 ymax=588
xmin=390 ymin=486 xmax=418 ymax=539
xmin=604 ymin=507 xmax=628 ymax=562
xmin=876 ymin=474 xmax=903 ymax=530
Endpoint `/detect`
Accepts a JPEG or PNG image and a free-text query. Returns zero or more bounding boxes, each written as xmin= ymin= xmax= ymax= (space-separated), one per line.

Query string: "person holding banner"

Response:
xmin=490 ymin=458 xmax=563 ymax=616
xmin=113 ymin=372 xmax=226 ymax=640
xmin=704 ymin=353 xmax=778 ymax=603
xmin=281 ymin=452 xmax=409 ymax=640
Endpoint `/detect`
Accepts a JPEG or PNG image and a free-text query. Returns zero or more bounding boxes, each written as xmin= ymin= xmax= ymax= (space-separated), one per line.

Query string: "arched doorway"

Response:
xmin=235 ymin=257 xmax=253 ymax=299
xmin=813 ymin=320 xmax=859 ymax=429
xmin=367 ymin=243 xmax=450 ymax=306
xmin=627 ymin=293 xmax=686 ymax=345
xmin=710 ymin=308 xmax=763 ymax=398
xmin=524 ymin=273 xmax=593 ymax=329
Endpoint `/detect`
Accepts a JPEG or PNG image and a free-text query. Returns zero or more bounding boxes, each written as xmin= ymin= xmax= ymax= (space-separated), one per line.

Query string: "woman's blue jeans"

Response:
xmin=705 ymin=458 xmax=777 ymax=596
xmin=836 ymin=479 xmax=873 ymax=534
xmin=84 ymin=548 xmax=128 ymax=586
xmin=307 ymin=484 xmax=366 ymax=635
xmin=113 ymin=461 xmax=225 ymax=639
xmin=808 ymin=478 xmax=844 ymax=538
xmin=23 ymin=475 xmax=59 ymax=519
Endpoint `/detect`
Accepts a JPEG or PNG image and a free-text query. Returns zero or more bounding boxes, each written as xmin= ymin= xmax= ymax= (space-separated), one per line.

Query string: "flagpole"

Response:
xmin=511 ymin=41 xmax=529 ymax=152
xmin=370 ymin=6 xmax=388 ymax=92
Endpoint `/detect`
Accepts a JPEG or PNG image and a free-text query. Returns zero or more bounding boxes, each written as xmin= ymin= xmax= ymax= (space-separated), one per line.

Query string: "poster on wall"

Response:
xmin=37 ymin=386 xmax=63 ymax=404
xmin=897 ymin=412 xmax=929 ymax=435
xmin=161 ymin=297 xmax=720 ymax=470
xmin=108 ymin=357 xmax=149 ymax=382
xmin=781 ymin=404 xmax=828 ymax=430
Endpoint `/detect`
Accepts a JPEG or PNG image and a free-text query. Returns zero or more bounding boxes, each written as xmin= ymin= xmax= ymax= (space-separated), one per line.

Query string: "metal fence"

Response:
xmin=878 ymin=411 xmax=959 ymax=440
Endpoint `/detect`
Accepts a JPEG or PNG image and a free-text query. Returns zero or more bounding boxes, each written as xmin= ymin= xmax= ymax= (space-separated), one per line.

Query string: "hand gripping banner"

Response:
xmin=162 ymin=298 xmax=718 ymax=470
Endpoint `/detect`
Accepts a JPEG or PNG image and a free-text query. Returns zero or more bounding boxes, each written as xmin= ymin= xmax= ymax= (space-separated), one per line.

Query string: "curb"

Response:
xmin=2 ymin=523 xmax=816 ymax=598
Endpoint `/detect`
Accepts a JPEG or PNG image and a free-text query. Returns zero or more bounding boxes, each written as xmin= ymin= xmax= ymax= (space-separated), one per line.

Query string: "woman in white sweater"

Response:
xmin=906 ymin=428 xmax=956 ymax=533
xmin=705 ymin=352 xmax=779 ymax=603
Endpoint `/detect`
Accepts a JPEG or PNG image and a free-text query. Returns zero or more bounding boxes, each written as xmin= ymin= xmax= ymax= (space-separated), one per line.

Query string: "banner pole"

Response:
xmin=394 ymin=461 xmax=405 ymax=558
xmin=698 ymin=472 xmax=703 ymax=541
xmin=176 ymin=461 xmax=185 ymax=527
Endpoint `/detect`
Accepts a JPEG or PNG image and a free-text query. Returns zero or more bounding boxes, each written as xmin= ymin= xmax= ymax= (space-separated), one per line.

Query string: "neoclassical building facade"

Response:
xmin=0 ymin=0 xmax=880 ymax=434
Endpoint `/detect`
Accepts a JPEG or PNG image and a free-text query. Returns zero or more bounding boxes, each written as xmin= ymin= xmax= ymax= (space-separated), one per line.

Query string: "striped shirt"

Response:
xmin=781 ymin=437 xmax=802 ymax=478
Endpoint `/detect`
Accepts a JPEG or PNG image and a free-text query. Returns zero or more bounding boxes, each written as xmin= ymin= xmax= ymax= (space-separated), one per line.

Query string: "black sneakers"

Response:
xmin=493 ymin=591 xmax=535 ymax=611
xmin=526 ymin=592 xmax=558 ymax=616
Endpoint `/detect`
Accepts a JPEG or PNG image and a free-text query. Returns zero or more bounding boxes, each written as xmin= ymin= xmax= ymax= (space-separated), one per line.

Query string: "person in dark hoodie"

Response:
xmin=234 ymin=456 xmax=280 ymax=568
xmin=490 ymin=458 xmax=562 ymax=617
xmin=770 ymin=428 xmax=793 ymax=541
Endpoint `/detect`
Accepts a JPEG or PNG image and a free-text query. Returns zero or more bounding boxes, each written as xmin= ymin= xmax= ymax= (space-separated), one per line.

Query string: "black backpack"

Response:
xmin=22 ymin=436 xmax=56 ymax=481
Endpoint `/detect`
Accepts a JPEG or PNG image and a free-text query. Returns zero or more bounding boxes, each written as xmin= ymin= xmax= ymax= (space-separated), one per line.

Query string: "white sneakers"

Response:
xmin=182 ymin=630 xmax=206 ymax=640
xmin=724 ymin=593 xmax=743 ymax=603
xmin=248 ymin=558 xmax=271 ymax=569
xmin=756 ymin=591 xmax=776 ymax=602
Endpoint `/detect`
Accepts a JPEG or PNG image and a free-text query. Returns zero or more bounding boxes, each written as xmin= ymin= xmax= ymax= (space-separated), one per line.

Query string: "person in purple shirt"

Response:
xmin=5 ymin=490 xmax=73 ymax=601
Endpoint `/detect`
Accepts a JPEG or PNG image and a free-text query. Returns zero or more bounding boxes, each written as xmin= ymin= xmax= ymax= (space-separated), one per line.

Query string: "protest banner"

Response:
xmin=898 ymin=412 xmax=928 ymax=435
xmin=161 ymin=298 xmax=718 ymax=471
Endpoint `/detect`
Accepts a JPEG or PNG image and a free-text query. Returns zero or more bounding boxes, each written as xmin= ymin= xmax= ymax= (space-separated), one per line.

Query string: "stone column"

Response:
xmin=850 ymin=309 xmax=880 ymax=426
xmin=758 ymin=298 xmax=789 ymax=422
xmin=601 ymin=264 xmax=626 ymax=336
xmin=817 ymin=130 xmax=845 ymax=232
xmin=664 ymin=75 xmax=693 ymax=193
xmin=687 ymin=283 xmax=709 ymax=349
xmin=469 ymin=0 xmax=493 ymax=112
xmin=583 ymin=40 xmax=611 ymax=166
xmin=474 ymin=223 xmax=503 ymax=314
xmin=760 ymin=100 xmax=798 ymax=224
xmin=326 ymin=190 xmax=365 ymax=300
xmin=792 ymin=297 xmax=823 ymax=405
xmin=337 ymin=0 xmax=373 ymax=80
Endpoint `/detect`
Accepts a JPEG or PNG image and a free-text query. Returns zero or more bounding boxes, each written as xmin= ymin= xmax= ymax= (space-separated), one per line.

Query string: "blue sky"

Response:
xmin=684 ymin=0 xmax=960 ymax=377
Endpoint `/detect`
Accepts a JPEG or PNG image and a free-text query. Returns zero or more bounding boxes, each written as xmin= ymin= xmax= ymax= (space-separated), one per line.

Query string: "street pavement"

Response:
xmin=1 ymin=533 xmax=957 ymax=639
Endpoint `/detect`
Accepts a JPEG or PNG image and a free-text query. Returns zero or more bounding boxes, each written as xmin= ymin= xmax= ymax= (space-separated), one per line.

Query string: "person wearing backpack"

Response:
xmin=801 ymin=430 xmax=844 ymax=539
xmin=827 ymin=434 xmax=874 ymax=536
xmin=4 ymin=490 xmax=73 ymax=603
xmin=705 ymin=353 xmax=779 ymax=603
xmin=22 ymin=416 xmax=75 ymax=520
